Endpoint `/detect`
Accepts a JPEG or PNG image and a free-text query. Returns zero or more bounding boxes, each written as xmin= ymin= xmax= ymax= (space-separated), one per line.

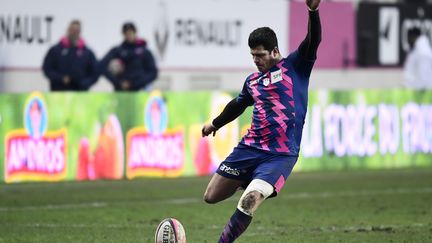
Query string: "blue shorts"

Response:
xmin=216 ymin=144 xmax=298 ymax=197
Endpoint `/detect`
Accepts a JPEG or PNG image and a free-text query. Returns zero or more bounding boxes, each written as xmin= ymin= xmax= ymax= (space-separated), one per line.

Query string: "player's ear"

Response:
xmin=271 ymin=47 xmax=280 ymax=58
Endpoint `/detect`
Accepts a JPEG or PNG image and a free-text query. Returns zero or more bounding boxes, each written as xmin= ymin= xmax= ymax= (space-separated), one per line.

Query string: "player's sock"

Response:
xmin=218 ymin=208 xmax=252 ymax=243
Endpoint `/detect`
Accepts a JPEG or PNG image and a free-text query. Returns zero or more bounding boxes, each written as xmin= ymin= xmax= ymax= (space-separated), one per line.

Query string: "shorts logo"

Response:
xmin=219 ymin=164 xmax=240 ymax=176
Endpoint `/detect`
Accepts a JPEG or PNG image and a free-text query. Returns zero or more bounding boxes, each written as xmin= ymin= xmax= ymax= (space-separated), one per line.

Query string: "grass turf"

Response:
xmin=1 ymin=168 xmax=432 ymax=242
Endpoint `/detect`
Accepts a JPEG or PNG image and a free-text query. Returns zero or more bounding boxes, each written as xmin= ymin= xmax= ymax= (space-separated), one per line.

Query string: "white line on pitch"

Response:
xmin=0 ymin=202 xmax=108 ymax=212
xmin=1 ymin=187 xmax=431 ymax=212
xmin=246 ymin=223 xmax=429 ymax=235
xmin=281 ymin=187 xmax=432 ymax=200
xmin=4 ymin=222 xmax=428 ymax=233
xmin=3 ymin=223 xmax=143 ymax=229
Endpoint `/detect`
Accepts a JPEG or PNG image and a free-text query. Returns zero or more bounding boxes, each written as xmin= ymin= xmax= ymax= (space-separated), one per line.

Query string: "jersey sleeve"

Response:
xmin=236 ymin=78 xmax=254 ymax=106
xmin=291 ymin=9 xmax=321 ymax=79
xmin=298 ymin=10 xmax=321 ymax=62
xmin=211 ymin=80 xmax=253 ymax=129
xmin=287 ymin=50 xmax=316 ymax=79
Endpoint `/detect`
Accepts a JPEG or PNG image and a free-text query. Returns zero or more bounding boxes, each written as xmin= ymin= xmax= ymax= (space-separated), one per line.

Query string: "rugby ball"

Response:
xmin=155 ymin=218 xmax=186 ymax=243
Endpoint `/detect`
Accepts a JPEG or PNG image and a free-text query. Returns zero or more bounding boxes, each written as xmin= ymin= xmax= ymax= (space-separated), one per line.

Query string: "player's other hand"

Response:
xmin=202 ymin=123 xmax=218 ymax=137
xmin=306 ymin=0 xmax=320 ymax=11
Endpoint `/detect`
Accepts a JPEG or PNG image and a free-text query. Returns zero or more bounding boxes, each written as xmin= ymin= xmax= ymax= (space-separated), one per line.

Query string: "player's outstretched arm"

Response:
xmin=298 ymin=0 xmax=322 ymax=60
xmin=201 ymin=97 xmax=251 ymax=137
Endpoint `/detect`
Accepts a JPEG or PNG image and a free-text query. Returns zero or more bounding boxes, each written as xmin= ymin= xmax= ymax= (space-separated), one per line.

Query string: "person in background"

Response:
xmin=100 ymin=22 xmax=158 ymax=91
xmin=403 ymin=27 xmax=432 ymax=89
xmin=42 ymin=20 xmax=98 ymax=91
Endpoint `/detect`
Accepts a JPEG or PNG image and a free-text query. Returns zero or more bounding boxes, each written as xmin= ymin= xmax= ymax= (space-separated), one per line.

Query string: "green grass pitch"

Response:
xmin=1 ymin=168 xmax=432 ymax=242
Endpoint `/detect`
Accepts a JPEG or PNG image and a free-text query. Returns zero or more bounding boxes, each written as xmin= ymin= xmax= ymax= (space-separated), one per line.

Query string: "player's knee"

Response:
xmin=203 ymin=190 xmax=218 ymax=204
xmin=237 ymin=179 xmax=274 ymax=216
xmin=239 ymin=191 xmax=263 ymax=215
xmin=203 ymin=194 xmax=216 ymax=204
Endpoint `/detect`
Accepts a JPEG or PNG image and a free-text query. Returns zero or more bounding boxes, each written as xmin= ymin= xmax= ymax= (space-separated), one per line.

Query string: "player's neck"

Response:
xmin=269 ymin=56 xmax=283 ymax=69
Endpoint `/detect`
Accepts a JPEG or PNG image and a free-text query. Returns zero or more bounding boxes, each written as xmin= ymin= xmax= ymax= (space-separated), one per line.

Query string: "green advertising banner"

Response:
xmin=1 ymin=90 xmax=431 ymax=183
xmin=299 ymin=89 xmax=432 ymax=171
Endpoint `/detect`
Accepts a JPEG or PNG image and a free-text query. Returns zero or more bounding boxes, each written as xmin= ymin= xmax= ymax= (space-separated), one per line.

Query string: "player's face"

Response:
xmin=250 ymin=46 xmax=279 ymax=73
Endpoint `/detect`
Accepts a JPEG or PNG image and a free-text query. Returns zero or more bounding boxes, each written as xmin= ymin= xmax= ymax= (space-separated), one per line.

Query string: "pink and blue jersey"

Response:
xmin=238 ymin=50 xmax=315 ymax=156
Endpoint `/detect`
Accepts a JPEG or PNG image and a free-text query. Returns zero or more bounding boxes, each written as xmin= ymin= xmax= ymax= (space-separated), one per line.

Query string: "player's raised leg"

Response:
xmin=203 ymin=173 xmax=245 ymax=204
xmin=218 ymin=179 xmax=274 ymax=243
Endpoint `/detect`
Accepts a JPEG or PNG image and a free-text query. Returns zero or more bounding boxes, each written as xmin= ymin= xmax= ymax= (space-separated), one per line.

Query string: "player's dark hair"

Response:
xmin=248 ymin=27 xmax=278 ymax=52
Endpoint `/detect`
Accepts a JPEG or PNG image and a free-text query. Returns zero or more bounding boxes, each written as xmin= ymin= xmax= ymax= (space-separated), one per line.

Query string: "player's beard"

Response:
xmin=258 ymin=58 xmax=280 ymax=73
xmin=256 ymin=65 xmax=265 ymax=72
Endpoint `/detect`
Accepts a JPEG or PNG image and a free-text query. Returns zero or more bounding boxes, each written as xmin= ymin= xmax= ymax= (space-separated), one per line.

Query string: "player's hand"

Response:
xmin=201 ymin=123 xmax=218 ymax=137
xmin=306 ymin=0 xmax=320 ymax=11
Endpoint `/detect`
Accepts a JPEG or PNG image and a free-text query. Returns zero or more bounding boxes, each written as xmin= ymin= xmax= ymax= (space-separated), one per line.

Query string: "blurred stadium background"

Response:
xmin=1 ymin=0 xmax=432 ymax=242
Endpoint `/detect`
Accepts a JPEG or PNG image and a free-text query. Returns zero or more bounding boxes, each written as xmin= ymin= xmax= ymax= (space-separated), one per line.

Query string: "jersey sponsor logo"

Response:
xmin=271 ymin=69 xmax=283 ymax=83
xmin=219 ymin=164 xmax=240 ymax=176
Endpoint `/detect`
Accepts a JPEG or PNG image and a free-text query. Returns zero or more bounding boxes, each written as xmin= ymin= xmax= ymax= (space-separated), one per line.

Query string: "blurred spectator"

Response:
xmin=403 ymin=27 xmax=432 ymax=89
xmin=42 ymin=20 xmax=98 ymax=91
xmin=100 ymin=22 xmax=158 ymax=91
